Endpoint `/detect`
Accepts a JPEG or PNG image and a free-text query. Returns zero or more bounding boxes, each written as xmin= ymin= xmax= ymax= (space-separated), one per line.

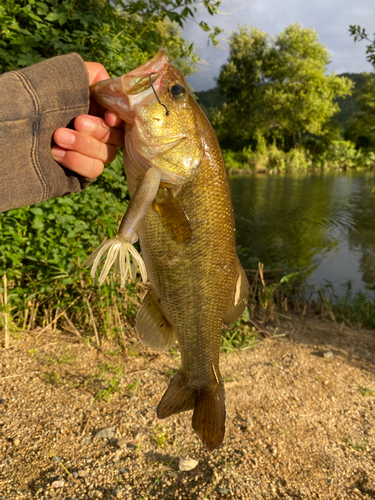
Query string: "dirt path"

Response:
xmin=0 ymin=317 xmax=374 ymax=499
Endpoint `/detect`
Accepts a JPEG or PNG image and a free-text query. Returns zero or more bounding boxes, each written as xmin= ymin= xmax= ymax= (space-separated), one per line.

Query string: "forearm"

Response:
xmin=0 ymin=53 xmax=90 ymax=213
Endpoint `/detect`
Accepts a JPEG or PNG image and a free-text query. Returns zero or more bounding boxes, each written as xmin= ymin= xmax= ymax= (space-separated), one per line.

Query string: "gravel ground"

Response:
xmin=0 ymin=317 xmax=374 ymax=499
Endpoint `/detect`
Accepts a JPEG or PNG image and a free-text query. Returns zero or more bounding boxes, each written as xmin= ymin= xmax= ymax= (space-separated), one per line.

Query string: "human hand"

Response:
xmin=52 ymin=62 xmax=124 ymax=179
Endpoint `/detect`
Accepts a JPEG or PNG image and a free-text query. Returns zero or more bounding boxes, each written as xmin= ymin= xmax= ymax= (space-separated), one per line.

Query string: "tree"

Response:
xmin=0 ymin=0 xmax=222 ymax=76
xmin=346 ymin=74 xmax=375 ymax=149
xmin=213 ymin=23 xmax=353 ymax=149
xmin=347 ymin=26 xmax=375 ymax=150
xmin=349 ymin=25 xmax=375 ymax=68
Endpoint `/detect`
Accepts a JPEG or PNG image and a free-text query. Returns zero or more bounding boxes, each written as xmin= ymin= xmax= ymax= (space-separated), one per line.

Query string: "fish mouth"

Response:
xmin=89 ymin=49 xmax=170 ymax=121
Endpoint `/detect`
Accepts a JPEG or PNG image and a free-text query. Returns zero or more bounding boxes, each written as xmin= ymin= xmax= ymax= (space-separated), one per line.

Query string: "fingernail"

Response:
xmin=81 ymin=117 xmax=96 ymax=132
xmin=52 ymin=147 xmax=66 ymax=159
xmin=58 ymin=130 xmax=75 ymax=146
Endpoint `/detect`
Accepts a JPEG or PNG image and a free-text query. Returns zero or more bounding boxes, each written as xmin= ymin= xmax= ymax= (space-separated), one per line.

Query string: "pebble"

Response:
xmin=94 ymin=426 xmax=116 ymax=439
xmin=116 ymin=437 xmax=127 ymax=449
xmin=13 ymin=438 xmax=20 ymax=446
xmin=179 ymin=457 xmax=198 ymax=471
xmin=72 ymin=471 xmax=78 ymax=479
xmin=119 ymin=467 xmax=129 ymax=474
xmin=81 ymin=436 xmax=91 ymax=445
xmin=216 ymin=487 xmax=230 ymax=495
xmin=323 ymin=351 xmax=333 ymax=358
xmin=77 ymin=469 xmax=89 ymax=478
xmin=51 ymin=479 xmax=64 ymax=488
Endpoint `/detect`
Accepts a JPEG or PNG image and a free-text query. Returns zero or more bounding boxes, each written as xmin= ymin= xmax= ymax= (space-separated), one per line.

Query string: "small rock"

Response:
xmin=72 ymin=471 xmax=78 ymax=479
xmin=94 ymin=426 xmax=116 ymax=439
xmin=323 ymin=351 xmax=333 ymax=358
xmin=216 ymin=487 xmax=230 ymax=495
xmin=86 ymin=458 xmax=93 ymax=464
xmin=77 ymin=469 xmax=89 ymax=478
xmin=119 ymin=467 xmax=129 ymax=474
xmin=179 ymin=457 xmax=198 ymax=471
xmin=81 ymin=436 xmax=91 ymax=445
xmin=51 ymin=479 xmax=64 ymax=488
xmin=50 ymin=456 xmax=61 ymax=462
xmin=116 ymin=437 xmax=127 ymax=449
xmin=13 ymin=438 xmax=20 ymax=446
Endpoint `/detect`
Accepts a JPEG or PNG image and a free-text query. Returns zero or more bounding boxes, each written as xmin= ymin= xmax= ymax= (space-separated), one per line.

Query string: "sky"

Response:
xmin=183 ymin=0 xmax=375 ymax=91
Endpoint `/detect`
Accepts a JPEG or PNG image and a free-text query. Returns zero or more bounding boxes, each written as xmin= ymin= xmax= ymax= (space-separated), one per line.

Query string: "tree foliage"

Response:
xmin=213 ymin=23 xmax=353 ymax=149
xmin=347 ymin=26 xmax=375 ymax=150
xmin=349 ymin=25 xmax=375 ymax=69
xmin=0 ymin=0 xmax=222 ymax=75
xmin=0 ymin=0 xmax=221 ymax=327
xmin=346 ymin=73 xmax=375 ymax=150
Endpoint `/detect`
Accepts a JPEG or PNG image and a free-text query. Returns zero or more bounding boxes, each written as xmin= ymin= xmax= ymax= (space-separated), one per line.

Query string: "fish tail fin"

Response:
xmin=157 ymin=371 xmax=226 ymax=452
xmin=192 ymin=382 xmax=226 ymax=452
xmin=157 ymin=372 xmax=195 ymax=418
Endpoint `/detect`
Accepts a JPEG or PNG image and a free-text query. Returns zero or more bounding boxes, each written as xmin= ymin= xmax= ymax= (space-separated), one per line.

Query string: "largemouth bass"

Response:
xmin=84 ymin=50 xmax=249 ymax=451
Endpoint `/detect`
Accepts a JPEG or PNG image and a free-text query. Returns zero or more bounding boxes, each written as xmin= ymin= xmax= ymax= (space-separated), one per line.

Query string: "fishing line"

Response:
xmin=149 ymin=74 xmax=170 ymax=116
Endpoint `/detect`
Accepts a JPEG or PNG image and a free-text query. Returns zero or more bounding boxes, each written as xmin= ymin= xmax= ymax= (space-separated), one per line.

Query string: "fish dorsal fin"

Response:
xmin=136 ymin=288 xmax=176 ymax=351
xmin=152 ymin=188 xmax=192 ymax=244
xmin=222 ymin=260 xmax=249 ymax=325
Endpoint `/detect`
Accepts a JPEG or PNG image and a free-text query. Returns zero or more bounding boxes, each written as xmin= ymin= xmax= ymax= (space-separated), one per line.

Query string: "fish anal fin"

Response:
xmin=136 ymin=289 xmax=176 ymax=351
xmin=152 ymin=188 xmax=192 ymax=244
xmin=157 ymin=372 xmax=195 ymax=418
xmin=192 ymin=381 xmax=226 ymax=452
xmin=222 ymin=261 xmax=249 ymax=325
xmin=157 ymin=371 xmax=226 ymax=452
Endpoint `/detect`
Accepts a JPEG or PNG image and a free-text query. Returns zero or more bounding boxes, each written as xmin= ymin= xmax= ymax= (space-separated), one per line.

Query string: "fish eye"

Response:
xmin=170 ymin=83 xmax=187 ymax=102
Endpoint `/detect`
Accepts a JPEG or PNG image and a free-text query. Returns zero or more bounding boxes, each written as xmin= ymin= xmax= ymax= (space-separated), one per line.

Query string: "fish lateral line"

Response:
xmin=149 ymin=73 xmax=170 ymax=116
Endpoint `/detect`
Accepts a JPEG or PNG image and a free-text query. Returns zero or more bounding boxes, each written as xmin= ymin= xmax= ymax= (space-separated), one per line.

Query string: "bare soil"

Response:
xmin=0 ymin=316 xmax=374 ymax=500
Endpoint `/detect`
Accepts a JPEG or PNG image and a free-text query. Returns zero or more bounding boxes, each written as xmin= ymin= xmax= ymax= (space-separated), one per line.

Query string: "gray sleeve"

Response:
xmin=0 ymin=53 xmax=91 ymax=213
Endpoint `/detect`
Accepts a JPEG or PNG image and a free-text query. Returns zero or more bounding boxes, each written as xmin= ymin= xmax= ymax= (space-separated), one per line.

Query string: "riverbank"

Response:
xmin=0 ymin=314 xmax=374 ymax=499
xmin=223 ymin=141 xmax=375 ymax=175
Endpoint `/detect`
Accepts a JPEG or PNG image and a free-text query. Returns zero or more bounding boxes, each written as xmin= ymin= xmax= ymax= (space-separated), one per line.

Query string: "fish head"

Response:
xmin=90 ymin=49 xmax=203 ymax=185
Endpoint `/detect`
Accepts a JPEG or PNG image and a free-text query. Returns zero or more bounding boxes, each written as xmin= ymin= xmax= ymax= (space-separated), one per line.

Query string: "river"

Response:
xmin=229 ymin=170 xmax=375 ymax=300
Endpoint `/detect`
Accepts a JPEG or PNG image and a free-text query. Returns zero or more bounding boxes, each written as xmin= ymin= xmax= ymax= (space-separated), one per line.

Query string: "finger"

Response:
xmin=52 ymin=147 xmax=104 ymax=179
xmin=53 ymin=128 xmax=118 ymax=163
xmin=73 ymin=115 xmax=124 ymax=147
xmin=105 ymin=111 xmax=124 ymax=128
xmin=85 ymin=62 xmax=110 ymax=85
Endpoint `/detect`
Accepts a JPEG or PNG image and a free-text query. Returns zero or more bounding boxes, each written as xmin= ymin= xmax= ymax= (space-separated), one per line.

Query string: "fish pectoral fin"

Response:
xmin=135 ymin=288 xmax=176 ymax=351
xmin=152 ymin=188 xmax=192 ymax=244
xmin=222 ymin=261 xmax=250 ymax=325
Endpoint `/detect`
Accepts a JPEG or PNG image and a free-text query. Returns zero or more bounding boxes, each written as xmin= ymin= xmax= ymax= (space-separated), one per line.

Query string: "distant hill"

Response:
xmin=195 ymin=73 xmax=374 ymax=132
xmin=194 ymin=87 xmax=226 ymax=118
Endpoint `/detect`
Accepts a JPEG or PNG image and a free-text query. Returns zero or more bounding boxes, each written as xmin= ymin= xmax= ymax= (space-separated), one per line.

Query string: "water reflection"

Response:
xmin=229 ymin=171 xmax=375 ymax=298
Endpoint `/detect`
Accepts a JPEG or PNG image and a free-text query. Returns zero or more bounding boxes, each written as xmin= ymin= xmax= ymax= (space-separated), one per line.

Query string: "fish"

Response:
xmin=84 ymin=49 xmax=249 ymax=451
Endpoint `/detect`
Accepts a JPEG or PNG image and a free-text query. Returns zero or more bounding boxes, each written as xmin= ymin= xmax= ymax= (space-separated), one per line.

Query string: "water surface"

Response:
xmin=229 ymin=171 xmax=375 ymax=299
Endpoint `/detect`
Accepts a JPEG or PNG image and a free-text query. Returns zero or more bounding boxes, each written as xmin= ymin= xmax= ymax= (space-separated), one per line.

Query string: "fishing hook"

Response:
xmin=149 ymin=74 xmax=170 ymax=116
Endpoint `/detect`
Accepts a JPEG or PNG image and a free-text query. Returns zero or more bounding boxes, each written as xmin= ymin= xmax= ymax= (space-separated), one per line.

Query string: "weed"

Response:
xmin=152 ymin=426 xmax=169 ymax=448
xmin=359 ymin=385 xmax=375 ymax=397
xmin=43 ymin=371 xmax=62 ymax=385
xmin=128 ymin=347 xmax=139 ymax=357
xmin=221 ymin=308 xmax=260 ymax=353
xmin=126 ymin=380 xmax=141 ymax=395
xmin=42 ymin=346 xmax=77 ymax=366
xmin=94 ymin=362 xmax=123 ymax=402
xmin=342 ymin=436 xmax=368 ymax=451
